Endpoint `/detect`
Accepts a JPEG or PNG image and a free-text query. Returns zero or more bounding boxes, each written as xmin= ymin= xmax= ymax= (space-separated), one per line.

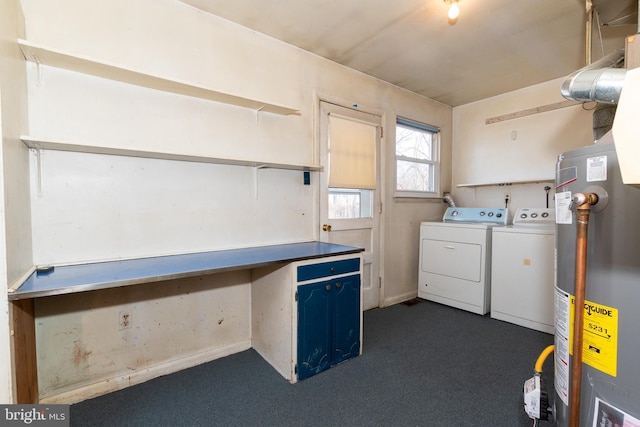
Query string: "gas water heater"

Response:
xmin=552 ymin=139 xmax=640 ymax=426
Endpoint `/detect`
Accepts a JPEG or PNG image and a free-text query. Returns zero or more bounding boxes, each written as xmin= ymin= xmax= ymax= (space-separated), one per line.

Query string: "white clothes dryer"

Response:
xmin=418 ymin=207 xmax=509 ymax=315
xmin=490 ymin=208 xmax=556 ymax=333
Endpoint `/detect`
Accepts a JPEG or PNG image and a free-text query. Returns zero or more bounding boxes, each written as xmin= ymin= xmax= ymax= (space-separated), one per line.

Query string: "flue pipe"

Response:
xmin=561 ymin=49 xmax=626 ymax=104
xmin=569 ymin=192 xmax=599 ymax=427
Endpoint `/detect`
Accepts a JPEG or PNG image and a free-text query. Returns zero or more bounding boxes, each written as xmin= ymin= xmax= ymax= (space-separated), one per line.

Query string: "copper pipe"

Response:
xmin=570 ymin=192 xmax=598 ymax=427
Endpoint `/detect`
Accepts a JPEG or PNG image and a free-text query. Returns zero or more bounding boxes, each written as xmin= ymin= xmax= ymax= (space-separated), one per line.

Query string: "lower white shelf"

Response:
xmin=21 ymin=135 xmax=323 ymax=171
xmin=457 ymin=178 xmax=554 ymax=188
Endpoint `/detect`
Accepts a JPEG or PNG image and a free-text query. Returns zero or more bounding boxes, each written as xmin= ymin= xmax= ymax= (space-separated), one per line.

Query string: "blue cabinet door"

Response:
xmin=297 ymin=274 xmax=361 ymax=380
xmin=297 ymin=280 xmax=332 ymax=380
xmin=332 ymin=274 xmax=361 ymax=364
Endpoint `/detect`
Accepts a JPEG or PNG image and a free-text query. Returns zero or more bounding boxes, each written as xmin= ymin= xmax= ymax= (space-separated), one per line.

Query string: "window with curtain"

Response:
xmin=395 ymin=117 xmax=440 ymax=197
xmin=328 ymin=114 xmax=377 ymax=219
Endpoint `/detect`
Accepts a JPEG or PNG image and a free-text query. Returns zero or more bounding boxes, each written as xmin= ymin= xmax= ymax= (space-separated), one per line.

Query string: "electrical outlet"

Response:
xmin=504 ymin=192 xmax=511 ymax=203
xmin=119 ymin=310 xmax=132 ymax=330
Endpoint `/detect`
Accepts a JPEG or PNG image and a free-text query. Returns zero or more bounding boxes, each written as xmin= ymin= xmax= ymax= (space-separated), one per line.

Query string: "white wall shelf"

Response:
xmin=21 ymin=136 xmax=323 ymax=172
xmin=457 ymin=178 xmax=554 ymax=188
xmin=18 ymin=39 xmax=300 ymax=116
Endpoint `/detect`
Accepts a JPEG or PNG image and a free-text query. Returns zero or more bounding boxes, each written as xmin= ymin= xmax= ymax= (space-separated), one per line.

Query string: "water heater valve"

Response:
xmin=524 ymin=375 xmax=549 ymax=421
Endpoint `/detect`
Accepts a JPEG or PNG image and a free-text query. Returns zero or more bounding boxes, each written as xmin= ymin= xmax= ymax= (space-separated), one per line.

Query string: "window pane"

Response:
xmin=395 ymin=117 xmax=439 ymax=197
xmin=329 ymin=189 xmax=373 ymax=219
xmin=396 ymin=125 xmax=433 ymax=160
xmin=396 ymin=160 xmax=434 ymax=192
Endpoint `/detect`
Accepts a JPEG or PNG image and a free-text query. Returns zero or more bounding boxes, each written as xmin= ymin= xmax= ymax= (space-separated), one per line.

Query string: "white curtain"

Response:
xmin=328 ymin=114 xmax=376 ymax=189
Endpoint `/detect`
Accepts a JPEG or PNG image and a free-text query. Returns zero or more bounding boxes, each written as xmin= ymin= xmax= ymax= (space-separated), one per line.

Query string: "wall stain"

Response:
xmin=73 ymin=341 xmax=92 ymax=366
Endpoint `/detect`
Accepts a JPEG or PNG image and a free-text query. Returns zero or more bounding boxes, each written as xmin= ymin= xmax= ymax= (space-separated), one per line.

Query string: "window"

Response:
xmin=395 ymin=117 xmax=440 ymax=197
xmin=327 ymin=112 xmax=377 ymax=219
xmin=328 ymin=188 xmax=373 ymax=219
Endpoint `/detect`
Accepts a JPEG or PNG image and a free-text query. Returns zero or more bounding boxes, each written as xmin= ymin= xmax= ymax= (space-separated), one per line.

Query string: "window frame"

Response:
xmin=394 ymin=117 xmax=441 ymax=199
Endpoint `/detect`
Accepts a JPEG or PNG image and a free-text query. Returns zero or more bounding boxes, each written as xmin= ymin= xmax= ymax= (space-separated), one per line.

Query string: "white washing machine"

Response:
xmin=490 ymin=207 xmax=555 ymax=334
xmin=418 ymin=207 xmax=509 ymax=315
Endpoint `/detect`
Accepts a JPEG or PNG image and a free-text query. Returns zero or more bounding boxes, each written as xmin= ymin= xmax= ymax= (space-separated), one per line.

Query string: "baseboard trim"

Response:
xmin=39 ymin=340 xmax=252 ymax=404
xmin=383 ymin=291 xmax=418 ymax=307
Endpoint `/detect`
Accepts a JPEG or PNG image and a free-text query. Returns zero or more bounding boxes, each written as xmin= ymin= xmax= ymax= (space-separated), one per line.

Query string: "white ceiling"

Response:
xmin=180 ymin=0 xmax=638 ymax=106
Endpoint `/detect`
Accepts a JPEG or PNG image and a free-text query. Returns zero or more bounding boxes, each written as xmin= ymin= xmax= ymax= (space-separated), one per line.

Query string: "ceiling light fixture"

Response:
xmin=444 ymin=0 xmax=461 ymax=20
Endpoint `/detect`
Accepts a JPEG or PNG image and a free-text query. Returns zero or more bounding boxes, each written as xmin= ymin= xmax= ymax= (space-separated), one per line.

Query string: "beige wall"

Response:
xmin=14 ymin=0 xmax=452 ymax=402
xmin=451 ymin=78 xmax=594 ymax=210
xmin=383 ymin=95 xmax=452 ymax=305
xmin=34 ymin=271 xmax=252 ymax=402
xmin=0 ymin=0 xmax=30 ymax=404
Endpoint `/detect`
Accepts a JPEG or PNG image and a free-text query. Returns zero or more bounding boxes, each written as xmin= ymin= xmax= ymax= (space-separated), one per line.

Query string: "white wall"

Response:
xmin=17 ymin=0 xmax=452 ymax=402
xmin=451 ymin=78 xmax=594 ymax=210
xmin=29 ymin=149 xmax=315 ymax=264
xmin=0 ymin=0 xmax=30 ymax=404
xmin=21 ymin=0 xmax=452 ymax=264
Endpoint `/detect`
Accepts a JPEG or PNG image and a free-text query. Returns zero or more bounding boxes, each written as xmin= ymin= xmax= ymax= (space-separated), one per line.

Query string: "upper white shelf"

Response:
xmin=457 ymin=178 xmax=554 ymax=188
xmin=17 ymin=39 xmax=300 ymax=116
xmin=21 ymin=136 xmax=323 ymax=171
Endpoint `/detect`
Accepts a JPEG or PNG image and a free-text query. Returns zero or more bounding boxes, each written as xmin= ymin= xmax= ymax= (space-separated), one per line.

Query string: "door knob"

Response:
xmin=322 ymin=224 xmax=332 ymax=232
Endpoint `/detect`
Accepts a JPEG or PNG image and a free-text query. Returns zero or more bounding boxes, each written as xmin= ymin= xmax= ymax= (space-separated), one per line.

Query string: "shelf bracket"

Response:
xmin=32 ymin=144 xmax=44 ymax=197
xmin=255 ymin=106 xmax=265 ymax=125
xmin=253 ymin=164 xmax=268 ymax=199
xmin=31 ymin=52 xmax=42 ymax=87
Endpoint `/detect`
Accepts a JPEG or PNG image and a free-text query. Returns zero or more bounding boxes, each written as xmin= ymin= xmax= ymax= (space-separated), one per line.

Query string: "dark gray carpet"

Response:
xmin=70 ymin=299 xmax=554 ymax=426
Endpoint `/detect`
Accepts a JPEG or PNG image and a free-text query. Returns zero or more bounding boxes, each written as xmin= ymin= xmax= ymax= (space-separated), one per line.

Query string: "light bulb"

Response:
xmin=448 ymin=1 xmax=459 ymax=20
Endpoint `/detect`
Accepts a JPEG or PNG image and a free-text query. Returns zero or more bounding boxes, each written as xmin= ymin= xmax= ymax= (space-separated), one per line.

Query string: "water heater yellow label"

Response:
xmin=569 ymin=296 xmax=618 ymax=377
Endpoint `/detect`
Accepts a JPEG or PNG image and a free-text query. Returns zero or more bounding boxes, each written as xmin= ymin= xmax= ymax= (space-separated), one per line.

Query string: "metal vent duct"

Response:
xmin=561 ymin=0 xmax=638 ymax=105
xmin=560 ymin=49 xmax=626 ymax=104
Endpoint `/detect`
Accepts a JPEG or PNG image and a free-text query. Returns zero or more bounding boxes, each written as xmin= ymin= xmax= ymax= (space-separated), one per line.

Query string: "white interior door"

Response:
xmin=319 ymin=101 xmax=381 ymax=311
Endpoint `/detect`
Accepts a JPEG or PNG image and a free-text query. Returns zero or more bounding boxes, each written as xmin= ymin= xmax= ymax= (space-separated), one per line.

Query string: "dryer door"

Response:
xmin=421 ymin=239 xmax=482 ymax=282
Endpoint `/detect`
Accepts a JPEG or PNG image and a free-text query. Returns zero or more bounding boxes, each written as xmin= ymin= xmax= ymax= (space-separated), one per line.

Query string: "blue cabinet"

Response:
xmin=296 ymin=260 xmax=361 ymax=380
xmin=251 ymin=254 xmax=362 ymax=384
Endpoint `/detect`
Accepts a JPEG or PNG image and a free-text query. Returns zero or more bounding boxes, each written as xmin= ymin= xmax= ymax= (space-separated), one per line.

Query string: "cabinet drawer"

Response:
xmin=297 ymin=258 xmax=360 ymax=282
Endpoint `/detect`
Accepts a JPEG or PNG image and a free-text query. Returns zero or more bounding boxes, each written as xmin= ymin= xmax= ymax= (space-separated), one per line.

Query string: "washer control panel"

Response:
xmin=443 ymin=207 xmax=509 ymax=225
xmin=512 ymin=208 xmax=556 ymax=226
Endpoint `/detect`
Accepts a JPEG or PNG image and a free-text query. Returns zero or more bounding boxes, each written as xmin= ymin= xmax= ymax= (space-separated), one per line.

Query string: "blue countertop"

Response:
xmin=9 ymin=242 xmax=363 ymax=300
